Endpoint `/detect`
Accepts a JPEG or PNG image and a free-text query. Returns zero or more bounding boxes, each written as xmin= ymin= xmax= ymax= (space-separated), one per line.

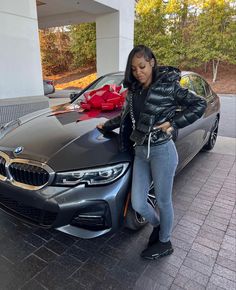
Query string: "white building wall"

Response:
xmin=0 ymin=0 xmax=43 ymax=100
xmin=96 ymin=0 xmax=134 ymax=76
xmin=0 ymin=0 xmax=134 ymax=125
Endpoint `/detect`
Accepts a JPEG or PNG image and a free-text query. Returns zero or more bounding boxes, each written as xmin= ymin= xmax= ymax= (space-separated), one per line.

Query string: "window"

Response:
xmin=90 ymin=75 xmax=124 ymax=90
xmin=74 ymin=74 xmax=127 ymax=105
xmin=190 ymin=75 xmax=206 ymax=97
xmin=202 ymin=79 xmax=213 ymax=96
xmin=179 ymin=76 xmax=192 ymax=90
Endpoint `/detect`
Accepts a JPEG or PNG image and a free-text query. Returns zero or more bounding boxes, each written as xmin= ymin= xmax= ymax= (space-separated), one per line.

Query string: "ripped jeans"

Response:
xmin=131 ymin=139 xmax=178 ymax=242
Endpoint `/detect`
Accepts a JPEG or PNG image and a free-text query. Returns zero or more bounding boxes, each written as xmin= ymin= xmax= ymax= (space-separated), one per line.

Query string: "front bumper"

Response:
xmin=0 ymin=167 xmax=131 ymax=239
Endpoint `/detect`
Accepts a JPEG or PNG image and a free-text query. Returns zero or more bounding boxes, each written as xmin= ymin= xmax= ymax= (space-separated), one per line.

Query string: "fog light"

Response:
xmin=71 ymin=201 xmax=112 ymax=231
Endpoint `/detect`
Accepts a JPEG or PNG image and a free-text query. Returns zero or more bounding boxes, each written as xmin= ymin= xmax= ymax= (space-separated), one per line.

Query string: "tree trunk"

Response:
xmin=204 ymin=62 xmax=208 ymax=73
xmin=181 ymin=0 xmax=188 ymax=29
xmin=212 ymin=59 xmax=220 ymax=83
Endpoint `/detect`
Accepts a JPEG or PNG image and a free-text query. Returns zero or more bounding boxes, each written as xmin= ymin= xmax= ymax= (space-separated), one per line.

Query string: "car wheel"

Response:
xmin=203 ymin=118 xmax=219 ymax=150
xmin=125 ymin=183 xmax=157 ymax=231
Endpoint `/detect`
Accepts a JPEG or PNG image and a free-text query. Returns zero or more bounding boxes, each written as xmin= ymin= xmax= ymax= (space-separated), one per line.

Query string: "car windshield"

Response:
xmin=74 ymin=74 xmax=125 ymax=104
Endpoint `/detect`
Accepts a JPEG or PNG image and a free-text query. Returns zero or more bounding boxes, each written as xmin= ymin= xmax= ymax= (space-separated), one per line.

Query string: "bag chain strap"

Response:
xmin=129 ymin=92 xmax=136 ymax=130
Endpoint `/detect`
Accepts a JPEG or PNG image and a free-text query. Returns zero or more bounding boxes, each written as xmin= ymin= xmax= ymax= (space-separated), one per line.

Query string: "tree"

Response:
xmin=186 ymin=0 xmax=236 ymax=82
xmin=39 ymin=27 xmax=73 ymax=75
xmin=134 ymin=0 xmax=236 ymax=81
xmin=135 ymin=0 xmax=177 ymax=65
xmin=135 ymin=0 xmax=197 ymax=66
xmin=69 ymin=23 xmax=96 ymax=68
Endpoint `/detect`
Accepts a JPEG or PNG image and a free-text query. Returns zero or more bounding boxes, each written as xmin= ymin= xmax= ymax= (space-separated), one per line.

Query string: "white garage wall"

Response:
xmin=0 ymin=0 xmax=43 ymax=100
xmin=96 ymin=0 xmax=134 ymax=76
xmin=0 ymin=0 xmax=134 ymax=125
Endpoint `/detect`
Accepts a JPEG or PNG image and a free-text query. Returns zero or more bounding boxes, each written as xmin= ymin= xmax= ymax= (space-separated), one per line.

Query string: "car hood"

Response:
xmin=0 ymin=104 xmax=130 ymax=171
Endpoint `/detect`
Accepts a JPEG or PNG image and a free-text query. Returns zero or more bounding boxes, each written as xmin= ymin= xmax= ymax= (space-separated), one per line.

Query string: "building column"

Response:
xmin=0 ymin=0 xmax=48 ymax=125
xmin=96 ymin=0 xmax=135 ymax=76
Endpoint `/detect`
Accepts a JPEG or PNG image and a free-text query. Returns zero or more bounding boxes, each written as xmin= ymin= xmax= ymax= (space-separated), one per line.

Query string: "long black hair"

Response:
xmin=123 ymin=45 xmax=158 ymax=90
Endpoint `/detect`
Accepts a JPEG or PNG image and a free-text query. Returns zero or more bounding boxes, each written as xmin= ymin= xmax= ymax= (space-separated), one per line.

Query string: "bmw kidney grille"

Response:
xmin=9 ymin=163 xmax=49 ymax=186
xmin=0 ymin=151 xmax=54 ymax=190
xmin=0 ymin=156 xmax=6 ymax=177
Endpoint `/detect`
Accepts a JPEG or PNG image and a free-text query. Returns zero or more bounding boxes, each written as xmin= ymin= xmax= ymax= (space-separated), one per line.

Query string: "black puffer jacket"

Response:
xmin=103 ymin=66 xmax=207 ymax=152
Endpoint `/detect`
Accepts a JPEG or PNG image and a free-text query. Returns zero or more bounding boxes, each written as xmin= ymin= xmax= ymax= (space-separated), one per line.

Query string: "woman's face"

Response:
xmin=131 ymin=54 xmax=154 ymax=88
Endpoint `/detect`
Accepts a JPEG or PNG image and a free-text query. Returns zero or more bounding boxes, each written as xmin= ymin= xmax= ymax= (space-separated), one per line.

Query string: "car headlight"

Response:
xmin=54 ymin=163 xmax=129 ymax=186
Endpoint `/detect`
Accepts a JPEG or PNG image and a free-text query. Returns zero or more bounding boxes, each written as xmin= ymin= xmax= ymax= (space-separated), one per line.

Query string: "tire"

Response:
xmin=203 ymin=118 xmax=219 ymax=150
xmin=125 ymin=204 xmax=147 ymax=230
xmin=125 ymin=183 xmax=157 ymax=231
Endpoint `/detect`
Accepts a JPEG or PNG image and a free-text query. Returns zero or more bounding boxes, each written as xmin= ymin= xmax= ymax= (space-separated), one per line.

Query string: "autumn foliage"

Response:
xmin=40 ymin=0 xmax=236 ymax=83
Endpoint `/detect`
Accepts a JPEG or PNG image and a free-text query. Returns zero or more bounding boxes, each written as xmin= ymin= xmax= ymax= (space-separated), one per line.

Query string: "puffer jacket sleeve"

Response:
xmin=172 ymin=82 xmax=207 ymax=129
xmin=102 ymin=115 xmax=121 ymax=131
xmin=102 ymin=92 xmax=130 ymax=132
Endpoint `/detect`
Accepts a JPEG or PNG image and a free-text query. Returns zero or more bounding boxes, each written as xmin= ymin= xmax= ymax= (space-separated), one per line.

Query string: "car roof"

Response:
xmin=181 ymin=71 xmax=202 ymax=77
xmin=104 ymin=71 xmax=203 ymax=78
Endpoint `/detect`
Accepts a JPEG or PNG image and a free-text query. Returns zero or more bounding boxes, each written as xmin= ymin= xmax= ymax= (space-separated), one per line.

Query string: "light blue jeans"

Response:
xmin=131 ymin=140 xmax=178 ymax=242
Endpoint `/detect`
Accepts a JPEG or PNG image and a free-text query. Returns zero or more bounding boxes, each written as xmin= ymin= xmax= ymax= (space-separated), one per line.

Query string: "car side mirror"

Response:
xmin=70 ymin=92 xmax=80 ymax=103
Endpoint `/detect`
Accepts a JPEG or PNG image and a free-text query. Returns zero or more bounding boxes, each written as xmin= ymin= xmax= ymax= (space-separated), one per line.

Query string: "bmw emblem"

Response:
xmin=14 ymin=146 xmax=24 ymax=156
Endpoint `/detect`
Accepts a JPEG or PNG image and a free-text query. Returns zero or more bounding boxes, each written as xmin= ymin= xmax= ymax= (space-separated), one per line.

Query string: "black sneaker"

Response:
xmin=141 ymin=240 xmax=173 ymax=260
xmin=148 ymin=225 xmax=160 ymax=246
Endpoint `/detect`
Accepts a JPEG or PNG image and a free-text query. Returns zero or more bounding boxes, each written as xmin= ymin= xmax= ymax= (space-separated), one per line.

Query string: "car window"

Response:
xmin=75 ymin=74 xmax=126 ymax=104
xmin=179 ymin=76 xmax=193 ymax=90
xmin=89 ymin=75 xmax=124 ymax=90
xmin=189 ymin=75 xmax=206 ymax=97
xmin=178 ymin=76 xmax=195 ymax=111
xmin=202 ymin=79 xmax=213 ymax=97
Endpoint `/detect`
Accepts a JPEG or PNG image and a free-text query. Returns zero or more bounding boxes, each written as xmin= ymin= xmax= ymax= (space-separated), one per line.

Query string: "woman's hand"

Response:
xmin=154 ymin=121 xmax=173 ymax=134
xmin=97 ymin=123 xmax=104 ymax=130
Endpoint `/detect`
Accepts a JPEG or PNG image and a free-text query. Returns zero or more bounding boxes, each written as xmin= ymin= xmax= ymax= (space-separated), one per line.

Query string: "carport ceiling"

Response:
xmin=37 ymin=0 xmax=118 ymax=28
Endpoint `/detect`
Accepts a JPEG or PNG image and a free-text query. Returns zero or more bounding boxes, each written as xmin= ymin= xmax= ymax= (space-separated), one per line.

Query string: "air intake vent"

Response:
xmin=0 ymin=156 xmax=6 ymax=177
xmin=9 ymin=163 xmax=50 ymax=186
xmin=0 ymin=194 xmax=57 ymax=226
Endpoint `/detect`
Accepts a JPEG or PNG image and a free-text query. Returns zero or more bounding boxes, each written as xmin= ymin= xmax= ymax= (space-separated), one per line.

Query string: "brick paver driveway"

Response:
xmin=0 ymin=95 xmax=235 ymax=290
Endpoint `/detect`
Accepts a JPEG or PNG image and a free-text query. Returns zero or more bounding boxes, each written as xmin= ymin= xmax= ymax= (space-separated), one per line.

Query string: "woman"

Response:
xmin=97 ymin=45 xmax=207 ymax=260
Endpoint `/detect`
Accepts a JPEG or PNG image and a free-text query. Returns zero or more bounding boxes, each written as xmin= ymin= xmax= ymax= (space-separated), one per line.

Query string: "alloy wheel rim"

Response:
xmin=135 ymin=212 xmax=146 ymax=224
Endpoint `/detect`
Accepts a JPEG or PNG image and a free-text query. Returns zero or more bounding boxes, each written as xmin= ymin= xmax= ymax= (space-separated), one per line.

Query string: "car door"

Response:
xmin=175 ymin=74 xmax=207 ymax=172
xmin=200 ymin=78 xmax=219 ymax=138
xmin=189 ymin=74 xmax=211 ymax=145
